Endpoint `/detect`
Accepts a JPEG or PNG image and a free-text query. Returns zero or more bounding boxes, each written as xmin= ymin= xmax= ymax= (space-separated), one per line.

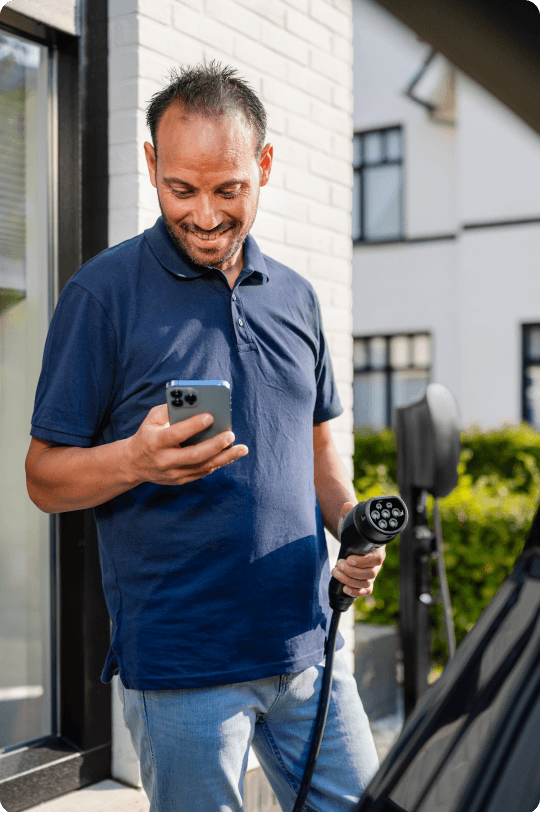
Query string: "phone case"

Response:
xmin=166 ymin=379 xmax=232 ymax=447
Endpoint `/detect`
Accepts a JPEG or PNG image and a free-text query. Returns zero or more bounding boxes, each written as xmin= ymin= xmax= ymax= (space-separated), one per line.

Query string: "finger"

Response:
xmin=331 ymin=567 xmax=373 ymax=596
xmin=336 ymin=559 xmax=379 ymax=581
xmin=168 ymin=444 xmax=249 ymax=484
xmin=346 ymin=547 xmax=386 ymax=568
xmin=201 ymin=443 xmax=249 ymax=470
xmin=161 ymin=412 xmax=215 ymax=447
xmin=163 ymin=436 xmax=248 ymax=476
xmin=175 ymin=430 xmax=239 ymax=465
xmin=342 ymin=584 xmax=374 ymax=597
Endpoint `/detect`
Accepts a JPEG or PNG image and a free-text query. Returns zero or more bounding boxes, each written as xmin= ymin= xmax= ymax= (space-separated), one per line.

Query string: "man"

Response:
xmin=26 ymin=63 xmax=384 ymax=812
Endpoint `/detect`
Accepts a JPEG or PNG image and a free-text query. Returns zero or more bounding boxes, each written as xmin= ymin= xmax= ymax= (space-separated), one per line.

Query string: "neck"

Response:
xmin=216 ymin=248 xmax=244 ymax=289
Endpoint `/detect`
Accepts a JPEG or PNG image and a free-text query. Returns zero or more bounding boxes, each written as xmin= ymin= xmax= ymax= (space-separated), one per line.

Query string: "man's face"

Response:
xmin=144 ymin=105 xmax=272 ymax=270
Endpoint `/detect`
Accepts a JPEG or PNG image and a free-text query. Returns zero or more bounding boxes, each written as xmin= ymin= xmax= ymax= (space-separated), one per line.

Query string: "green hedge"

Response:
xmin=353 ymin=424 xmax=540 ymax=665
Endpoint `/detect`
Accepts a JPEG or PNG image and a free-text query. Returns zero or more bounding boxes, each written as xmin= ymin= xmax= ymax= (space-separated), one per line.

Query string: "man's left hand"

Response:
xmin=332 ymin=501 xmax=386 ymax=598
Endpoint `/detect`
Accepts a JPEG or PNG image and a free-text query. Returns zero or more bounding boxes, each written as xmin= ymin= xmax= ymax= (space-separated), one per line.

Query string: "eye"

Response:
xmin=219 ymin=186 xmax=241 ymax=198
xmin=171 ymin=189 xmax=193 ymax=197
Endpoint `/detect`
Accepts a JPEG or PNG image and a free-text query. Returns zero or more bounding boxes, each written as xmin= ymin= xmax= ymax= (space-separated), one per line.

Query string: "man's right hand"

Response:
xmin=126 ymin=403 xmax=248 ymax=486
xmin=26 ymin=404 xmax=249 ymax=514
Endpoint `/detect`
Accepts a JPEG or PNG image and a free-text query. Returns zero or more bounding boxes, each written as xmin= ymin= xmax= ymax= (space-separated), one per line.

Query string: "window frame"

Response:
xmin=353 ymin=125 xmax=404 ymax=244
xmin=353 ymin=332 xmax=431 ymax=428
xmin=0 ymin=3 xmax=110 ymax=810
xmin=522 ymin=323 xmax=540 ymax=427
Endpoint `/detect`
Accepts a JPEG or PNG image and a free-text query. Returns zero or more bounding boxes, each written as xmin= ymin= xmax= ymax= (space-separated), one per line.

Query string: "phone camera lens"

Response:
xmin=185 ymin=393 xmax=197 ymax=405
xmin=170 ymin=389 xmax=182 ymax=398
xmin=172 ymin=398 xmax=183 ymax=407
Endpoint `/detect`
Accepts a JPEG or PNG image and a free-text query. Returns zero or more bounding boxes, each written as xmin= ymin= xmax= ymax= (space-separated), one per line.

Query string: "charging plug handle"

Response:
xmin=329 ymin=495 xmax=408 ymax=612
xmin=293 ymin=495 xmax=408 ymax=811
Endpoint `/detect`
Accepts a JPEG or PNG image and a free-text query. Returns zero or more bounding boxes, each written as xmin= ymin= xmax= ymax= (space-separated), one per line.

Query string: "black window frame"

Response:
xmin=0 ymin=2 xmax=110 ymax=810
xmin=353 ymin=125 xmax=404 ymax=244
xmin=353 ymin=332 xmax=431 ymax=428
xmin=522 ymin=323 xmax=540 ymax=427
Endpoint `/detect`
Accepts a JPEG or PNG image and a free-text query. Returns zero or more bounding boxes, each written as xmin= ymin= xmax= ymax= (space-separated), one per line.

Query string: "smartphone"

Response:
xmin=166 ymin=379 xmax=232 ymax=447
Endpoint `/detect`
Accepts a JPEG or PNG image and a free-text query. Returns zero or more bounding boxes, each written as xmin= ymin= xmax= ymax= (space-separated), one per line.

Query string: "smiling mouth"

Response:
xmin=184 ymin=226 xmax=232 ymax=244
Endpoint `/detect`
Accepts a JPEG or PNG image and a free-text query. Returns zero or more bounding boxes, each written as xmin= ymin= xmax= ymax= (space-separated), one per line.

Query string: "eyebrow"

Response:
xmin=163 ymin=177 xmax=244 ymax=187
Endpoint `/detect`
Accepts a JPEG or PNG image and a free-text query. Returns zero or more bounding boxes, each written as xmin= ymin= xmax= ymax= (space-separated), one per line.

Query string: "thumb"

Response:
xmin=144 ymin=403 xmax=171 ymax=427
xmin=341 ymin=501 xmax=356 ymax=518
xmin=337 ymin=500 xmax=356 ymax=540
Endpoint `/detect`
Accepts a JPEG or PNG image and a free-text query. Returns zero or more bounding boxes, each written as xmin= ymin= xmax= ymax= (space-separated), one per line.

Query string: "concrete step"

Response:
xmin=24 ymin=769 xmax=279 ymax=813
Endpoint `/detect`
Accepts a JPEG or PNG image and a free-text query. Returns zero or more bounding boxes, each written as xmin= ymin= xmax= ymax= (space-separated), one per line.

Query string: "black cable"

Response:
xmin=293 ymin=608 xmax=342 ymax=812
xmin=433 ymin=500 xmax=456 ymax=659
xmin=292 ymin=496 xmax=407 ymax=810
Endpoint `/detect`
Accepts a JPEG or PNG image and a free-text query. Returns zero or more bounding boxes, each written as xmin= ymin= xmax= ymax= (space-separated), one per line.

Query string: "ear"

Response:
xmin=144 ymin=141 xmax=157 ymax=188
xmin=259 ymin=143 xmax=273 ymax=188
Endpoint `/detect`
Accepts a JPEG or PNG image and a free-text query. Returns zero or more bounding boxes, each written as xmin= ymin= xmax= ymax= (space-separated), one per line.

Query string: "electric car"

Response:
xmin=356 ymin=509 xmax=540 ymax=812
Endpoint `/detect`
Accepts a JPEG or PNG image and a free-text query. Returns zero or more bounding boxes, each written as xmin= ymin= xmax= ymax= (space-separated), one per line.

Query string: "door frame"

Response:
xmin=0 ymin=3 xmax=111 ymax=810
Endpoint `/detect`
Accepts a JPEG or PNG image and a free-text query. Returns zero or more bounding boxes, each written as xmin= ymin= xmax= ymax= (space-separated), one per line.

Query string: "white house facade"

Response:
xmin=352 ymin=0 xmax=540 ymax=430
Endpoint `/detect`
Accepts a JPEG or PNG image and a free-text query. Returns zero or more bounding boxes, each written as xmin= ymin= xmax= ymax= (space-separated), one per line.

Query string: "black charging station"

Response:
xmin=395 ymin=383 xmax=461 ymax=716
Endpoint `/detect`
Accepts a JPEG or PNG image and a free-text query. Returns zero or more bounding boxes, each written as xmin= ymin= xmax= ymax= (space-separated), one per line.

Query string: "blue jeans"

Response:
xmin=118 ymin=651 xmax=379 ymax=812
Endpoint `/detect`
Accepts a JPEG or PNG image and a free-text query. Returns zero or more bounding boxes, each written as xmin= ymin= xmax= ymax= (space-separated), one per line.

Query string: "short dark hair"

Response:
xmin=146 ymin=61 xmax=267 ymax=156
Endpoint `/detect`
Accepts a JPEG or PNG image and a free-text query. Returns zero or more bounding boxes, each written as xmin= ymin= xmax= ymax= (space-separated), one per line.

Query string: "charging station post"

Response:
xmin=395 ymin=383 xmax=461 ymax=718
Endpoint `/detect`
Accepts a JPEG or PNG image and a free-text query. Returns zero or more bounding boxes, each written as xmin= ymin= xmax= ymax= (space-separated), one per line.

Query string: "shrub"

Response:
xmin=462 ymin=423 xmax=540 ymax=492
xmin=352 ymin=424 xmax=540 ymax=665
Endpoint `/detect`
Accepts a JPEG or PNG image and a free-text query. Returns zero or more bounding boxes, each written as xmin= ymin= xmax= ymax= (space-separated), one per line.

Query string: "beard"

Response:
xmin=157 ymin=193 xmax=256 ymax=270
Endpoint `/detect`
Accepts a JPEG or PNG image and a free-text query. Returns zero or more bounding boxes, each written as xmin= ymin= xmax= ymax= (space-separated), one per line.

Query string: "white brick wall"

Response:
xmin=108 ymin=0 xmax=356 ymax=787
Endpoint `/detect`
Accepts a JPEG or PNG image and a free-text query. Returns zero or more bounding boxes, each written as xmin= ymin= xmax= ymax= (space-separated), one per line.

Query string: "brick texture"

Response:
xmin=108 ymin=10 xmax=356 ymax=779
xmin=108 ymin=0 xmax=354 ymax=439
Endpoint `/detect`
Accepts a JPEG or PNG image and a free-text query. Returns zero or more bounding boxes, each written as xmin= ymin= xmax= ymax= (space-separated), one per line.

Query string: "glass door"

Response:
xmin=0 ymin=30 xmax=54 ymax=749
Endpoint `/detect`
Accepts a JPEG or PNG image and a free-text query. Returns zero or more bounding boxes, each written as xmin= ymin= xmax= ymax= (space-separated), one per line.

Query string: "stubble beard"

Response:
xmin=157 ymin=194 xmax=256 ymax=270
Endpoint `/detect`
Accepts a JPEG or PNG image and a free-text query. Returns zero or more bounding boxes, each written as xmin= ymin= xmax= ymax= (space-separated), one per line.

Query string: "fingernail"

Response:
xmin=202 ymin=414 xmax=213 ymax=426
xmin=338 ymin=560 xmax=345 ymax=571
xmin=225 ymin=432 xmax=234 ymax=444
xmin=344 ymin=586 xmax=352 ymax=595
xmin=349 ymin=558 xmax=357 ymax=567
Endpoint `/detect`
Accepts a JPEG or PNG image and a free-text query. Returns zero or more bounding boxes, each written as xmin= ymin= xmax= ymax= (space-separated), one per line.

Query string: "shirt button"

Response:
xmin=238 ymin=318 xmax=244 ymax=327
xmin=232 ymin=294 xmax=237 ymax=301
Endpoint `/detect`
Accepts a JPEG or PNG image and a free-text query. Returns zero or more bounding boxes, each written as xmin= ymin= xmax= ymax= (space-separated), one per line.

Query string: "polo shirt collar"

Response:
xmin=144 ymin=217 xmax=269 ymax=282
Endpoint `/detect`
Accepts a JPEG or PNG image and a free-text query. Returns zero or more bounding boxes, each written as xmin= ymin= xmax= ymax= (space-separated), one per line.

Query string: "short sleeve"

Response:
xmin=31 ymin=282 xmax=118 ymax=447
xmin=312 ymin=292 xmax=343 ymax=423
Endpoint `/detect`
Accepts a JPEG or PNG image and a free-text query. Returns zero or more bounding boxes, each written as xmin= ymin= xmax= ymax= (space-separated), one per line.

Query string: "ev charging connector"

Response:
xmin=293 ymin=496 xmax=408 ymax=812
xmin=330 ymin=496 xmax=408 ymax=611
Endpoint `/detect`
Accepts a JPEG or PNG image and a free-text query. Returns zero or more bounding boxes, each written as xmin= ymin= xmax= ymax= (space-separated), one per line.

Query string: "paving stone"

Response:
xmin=25 ymin=780 xmax=149 ymax=812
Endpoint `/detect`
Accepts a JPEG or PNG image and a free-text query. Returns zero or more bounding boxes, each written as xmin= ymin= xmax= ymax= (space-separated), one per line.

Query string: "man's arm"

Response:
xmin=313 ymin=421 xmax=385 ymax=599
xmin=26 ymin=405 xmax=248 ymax=514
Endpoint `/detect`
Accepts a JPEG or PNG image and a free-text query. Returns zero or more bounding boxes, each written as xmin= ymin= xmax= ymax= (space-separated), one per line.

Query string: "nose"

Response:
xmin=192 ymin=194 xmax=221 ymax=231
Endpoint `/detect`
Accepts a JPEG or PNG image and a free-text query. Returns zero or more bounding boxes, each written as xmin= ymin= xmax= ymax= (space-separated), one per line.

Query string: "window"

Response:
xmin=352 ymin=127 xmax=403 ymax=242
xmin=522 ymin=324 xmax=540 ymax=428
xmin=353 ymin=333 xmax=431 ymax=428
xmin=0 ymin=28 xmax=53 ymax=750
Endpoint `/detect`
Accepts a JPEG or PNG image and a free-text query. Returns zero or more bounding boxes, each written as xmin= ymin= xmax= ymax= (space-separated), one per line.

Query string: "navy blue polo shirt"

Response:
xmin=31 ymin=218 xmax=344 ymax=690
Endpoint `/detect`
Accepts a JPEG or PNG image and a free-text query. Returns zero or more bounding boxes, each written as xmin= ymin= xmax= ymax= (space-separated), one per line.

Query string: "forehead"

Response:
xmin=155 ymin=103 xmax=257 ymax=168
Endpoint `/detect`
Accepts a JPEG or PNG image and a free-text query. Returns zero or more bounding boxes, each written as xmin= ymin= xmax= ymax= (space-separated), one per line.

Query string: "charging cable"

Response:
xmin=293 ymin=495 xmax=409 ymax=812
xmin=433 ymin=500 xmax=456 ymax=660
